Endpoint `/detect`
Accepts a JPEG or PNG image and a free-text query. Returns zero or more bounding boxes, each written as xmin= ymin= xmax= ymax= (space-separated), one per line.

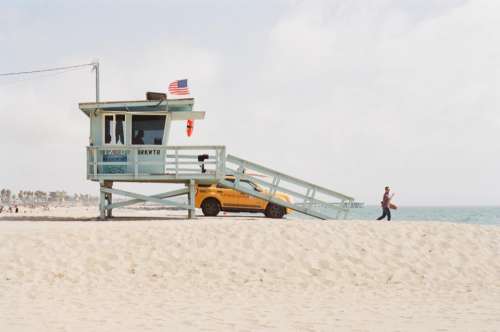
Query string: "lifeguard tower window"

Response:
xmin=104 ymin=114 xmax=126 ymax=145
xmin=132 ymin=115 xmax=166 ymax=145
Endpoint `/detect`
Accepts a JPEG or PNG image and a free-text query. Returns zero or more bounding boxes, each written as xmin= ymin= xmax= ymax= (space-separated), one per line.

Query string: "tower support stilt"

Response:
xmin=188 ymin=179 xmax=196 ymax=219
xmin=99 ymin=181 xmax=106 ymax=220
xmin=106 ymin=181 xmax=113 ymax=218
xmin=99 ymin=180 xmax=113 ymax=220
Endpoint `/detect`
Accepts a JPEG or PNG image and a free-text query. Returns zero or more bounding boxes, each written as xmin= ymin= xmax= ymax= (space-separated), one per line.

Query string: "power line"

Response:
xmin=0 ymin=62 xmax=95 ymax=77
xmin=0 ymin=66 xmax=88 ymax=87
xmin=0 ymin=61 xmax=100 ymax=102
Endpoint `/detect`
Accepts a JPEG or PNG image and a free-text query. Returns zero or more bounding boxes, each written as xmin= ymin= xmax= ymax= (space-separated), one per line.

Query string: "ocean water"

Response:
xmin=335 ymin=206 xmax=500 ymax=226
xmin=289 ymin=206 xmax=500 ymax=226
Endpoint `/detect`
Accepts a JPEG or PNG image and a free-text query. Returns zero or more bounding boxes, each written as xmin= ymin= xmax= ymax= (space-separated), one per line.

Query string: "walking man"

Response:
xmin=377 ymin=186 xmax=393 ymax=221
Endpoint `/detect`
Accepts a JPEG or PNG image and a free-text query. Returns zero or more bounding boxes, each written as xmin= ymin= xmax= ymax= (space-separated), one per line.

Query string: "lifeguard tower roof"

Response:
xmin=79 ymin=98 xmax=204 ymax=120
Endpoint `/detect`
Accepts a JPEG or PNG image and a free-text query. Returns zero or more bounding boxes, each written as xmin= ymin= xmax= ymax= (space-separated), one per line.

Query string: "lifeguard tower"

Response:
xmin=79 ymin=93 xmax=355 ymax=220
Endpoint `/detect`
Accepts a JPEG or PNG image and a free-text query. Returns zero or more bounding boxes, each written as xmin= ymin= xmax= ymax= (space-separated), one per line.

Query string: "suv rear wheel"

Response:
xmin=201 ymin=198 xmax=221 ymax=217
xmin=264 ymin=203 xmax=285 ymax=219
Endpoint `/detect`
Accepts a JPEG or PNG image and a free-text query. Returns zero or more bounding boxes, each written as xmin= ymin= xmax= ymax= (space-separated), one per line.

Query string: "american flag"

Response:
xmin=168 ymin=79 xmax=190 ymax=95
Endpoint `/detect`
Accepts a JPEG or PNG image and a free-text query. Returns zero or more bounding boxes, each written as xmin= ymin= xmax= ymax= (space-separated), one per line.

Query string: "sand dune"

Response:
xmin=0 ymin=208 xmax=499 ymax=331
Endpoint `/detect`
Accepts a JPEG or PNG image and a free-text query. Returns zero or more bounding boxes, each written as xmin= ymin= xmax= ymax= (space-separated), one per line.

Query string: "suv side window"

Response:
xmin=217 ymin=178 xmax=235 ymax=188
xmin=238 ymin=181 xmax=257 ymax=192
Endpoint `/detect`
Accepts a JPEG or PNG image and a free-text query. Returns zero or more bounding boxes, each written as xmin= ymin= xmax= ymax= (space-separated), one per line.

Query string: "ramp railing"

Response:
xmin=220 ymin=154 xmax=354 ymax=220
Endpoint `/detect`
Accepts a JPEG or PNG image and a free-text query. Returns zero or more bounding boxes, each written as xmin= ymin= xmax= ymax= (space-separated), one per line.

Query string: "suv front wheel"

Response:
xmin=201 ymin=198 xmax=221 ymax=217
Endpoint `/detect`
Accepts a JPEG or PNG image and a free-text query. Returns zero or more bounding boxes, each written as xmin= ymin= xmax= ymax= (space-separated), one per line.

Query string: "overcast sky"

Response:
xmin=0 ymin=0 xmax=499 ymax=206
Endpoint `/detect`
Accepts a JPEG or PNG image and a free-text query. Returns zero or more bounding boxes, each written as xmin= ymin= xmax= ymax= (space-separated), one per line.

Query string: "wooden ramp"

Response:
xmin=219 ymin=154 xmax=354 ymax=220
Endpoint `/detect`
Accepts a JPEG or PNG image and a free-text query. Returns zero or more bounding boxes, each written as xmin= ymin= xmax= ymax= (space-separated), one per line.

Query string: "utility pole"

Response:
xmin=92 ymin=61 xmax=100 ymax=102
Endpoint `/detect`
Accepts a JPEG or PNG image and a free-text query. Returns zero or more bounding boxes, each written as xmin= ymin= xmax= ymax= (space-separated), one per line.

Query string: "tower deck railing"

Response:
xmin=87 ymin=145 xmax=226 ymax=182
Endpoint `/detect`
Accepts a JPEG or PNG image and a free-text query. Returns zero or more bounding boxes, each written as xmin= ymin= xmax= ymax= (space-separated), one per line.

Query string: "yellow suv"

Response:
xmin=195 ymin=178 xmax=291 ymax=218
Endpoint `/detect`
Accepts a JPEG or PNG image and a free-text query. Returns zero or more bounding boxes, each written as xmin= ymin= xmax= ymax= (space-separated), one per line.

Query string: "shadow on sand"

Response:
xmin=0 ymin=214 xmax=268 ymax=222
xmin=0 ymin=215 xmax=191 ymax=222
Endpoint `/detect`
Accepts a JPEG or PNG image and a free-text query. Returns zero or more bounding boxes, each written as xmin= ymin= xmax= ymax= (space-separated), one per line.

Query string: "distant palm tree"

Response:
xmin=35 ymin=191 xmax=42 ymax=204
xmin=18 ymin=191 xmax=24 ymax=204
xmin=1 ymin=189 xmax=12 ymax=204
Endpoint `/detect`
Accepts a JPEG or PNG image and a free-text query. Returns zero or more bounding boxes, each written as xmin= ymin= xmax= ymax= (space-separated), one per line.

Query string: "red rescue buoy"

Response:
xmin=186 ymin=119 xmax=194 ymax=137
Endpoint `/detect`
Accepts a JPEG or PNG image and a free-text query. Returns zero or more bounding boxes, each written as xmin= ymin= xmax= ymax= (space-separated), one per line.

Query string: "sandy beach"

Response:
xmin=0 ymin=206 xmax=499 ymax=331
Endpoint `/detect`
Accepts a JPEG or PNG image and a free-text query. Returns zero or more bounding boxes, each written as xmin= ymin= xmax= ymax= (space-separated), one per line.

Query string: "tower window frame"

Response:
xmin=103 ymin=113 xmax=126 ymax=146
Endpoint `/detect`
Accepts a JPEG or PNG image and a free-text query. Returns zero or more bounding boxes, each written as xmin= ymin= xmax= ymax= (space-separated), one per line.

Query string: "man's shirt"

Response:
xmin=382 ymin=192 xmax=390 ymax=208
